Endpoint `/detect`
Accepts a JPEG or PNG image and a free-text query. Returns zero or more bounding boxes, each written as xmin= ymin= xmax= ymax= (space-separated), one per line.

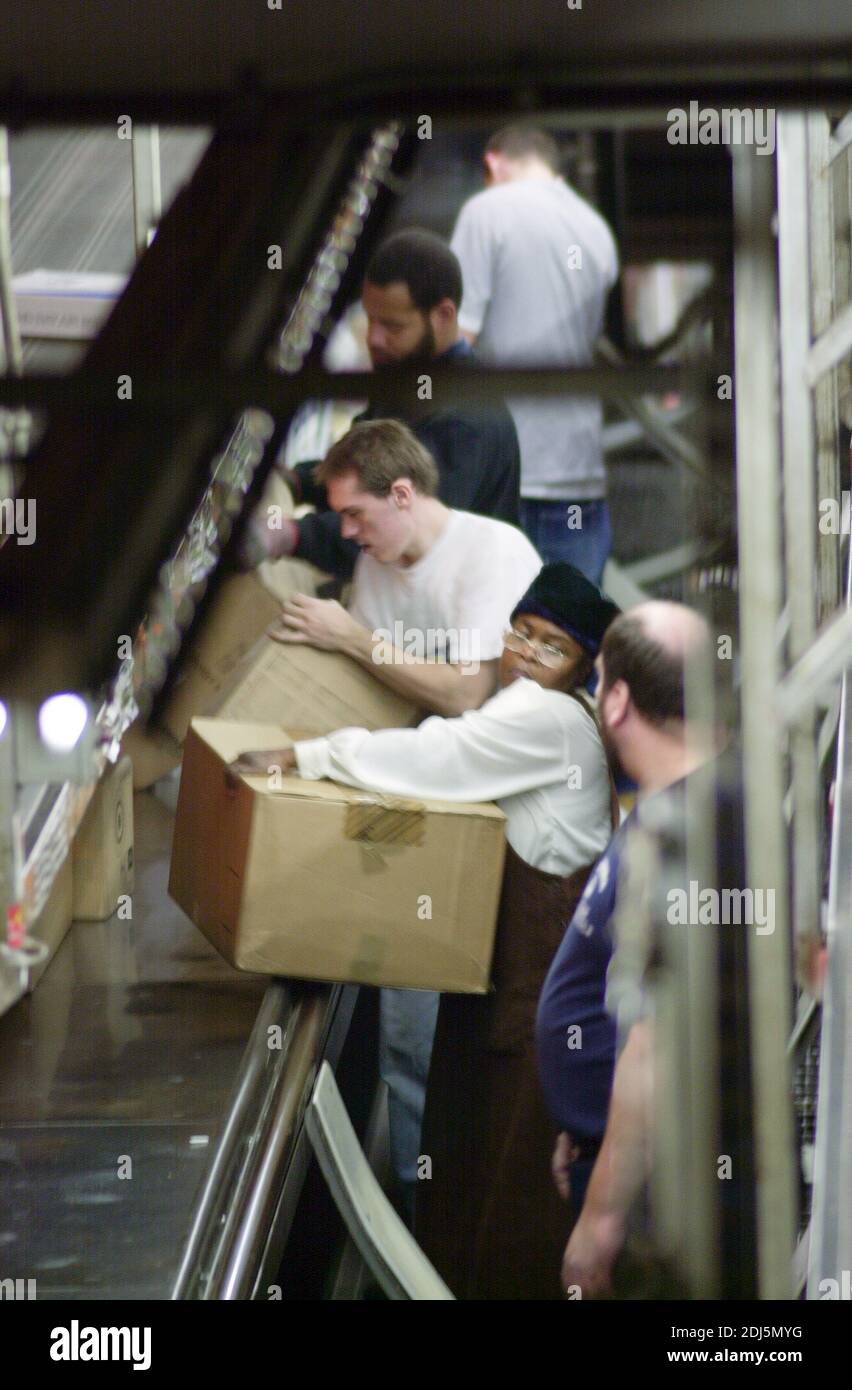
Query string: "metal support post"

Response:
xmin=808 ymin=558 xmax=852 ymax=1296
xmin=0 ymin=127 xmax=22 ymax=374
xmin=808 ymin=113 xmax=842 ymax=620
xmin=732 ymin=141 xmax=797 ymax=1300
xmin=777 ymin=112 xmax=821 ymax=956
xmin=131 ymin=124 xmax=162 ymax=258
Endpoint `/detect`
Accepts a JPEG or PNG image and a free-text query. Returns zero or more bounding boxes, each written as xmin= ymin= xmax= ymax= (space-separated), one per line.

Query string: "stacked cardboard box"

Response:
xmin=72 ymin=756 xmax=135 ymax=921
xmin=219 ymin=639 xmax=419 ymax=732
xmin=123 ymin=467 xmax=334 ymax=787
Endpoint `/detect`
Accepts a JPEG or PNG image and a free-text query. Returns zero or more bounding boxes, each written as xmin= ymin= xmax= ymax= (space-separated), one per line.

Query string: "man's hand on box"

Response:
xmin=269 ymin=594 xmax=359 ymax=652
xmin=230 ymin=747 xmax=297 ymax=778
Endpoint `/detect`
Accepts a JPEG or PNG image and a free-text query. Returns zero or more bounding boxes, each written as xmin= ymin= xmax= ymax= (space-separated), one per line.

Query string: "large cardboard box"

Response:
xmin=72 ymin=757 xmax=135 ymax=920
xmin=153 ymin=460 xmax=331 ymax=744
xmin=158 ymin=572 xmax=281 ymax=743
xmin=159 ymin=560 xmax=336 ymax=744
xmin=122 ymin=587 xmax=414 ymax=788
xmin=169 ymin=719 xmax=506 ymax=992
xmin=219 ymin=639 xmax=419 ymax=734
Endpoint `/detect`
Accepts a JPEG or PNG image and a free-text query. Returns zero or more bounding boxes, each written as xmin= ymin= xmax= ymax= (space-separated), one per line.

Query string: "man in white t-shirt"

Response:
xmin=272 ymin=418 xmax=541 ymax=717
xmin=272 ymin=417 xmax=541 ymax=1212
xmin=451 ymin=125 xmax=619 ymax=583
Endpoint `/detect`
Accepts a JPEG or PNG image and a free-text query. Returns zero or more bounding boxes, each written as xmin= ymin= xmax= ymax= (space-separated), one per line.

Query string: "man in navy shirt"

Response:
xmin=536 ymin=601 xmax=715 ymax=1223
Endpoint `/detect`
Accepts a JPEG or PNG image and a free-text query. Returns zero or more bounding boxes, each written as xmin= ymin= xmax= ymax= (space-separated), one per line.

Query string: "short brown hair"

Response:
xmin=600 ymin=612 xmax=687 ymax=726
xmin=486 ymin=124 xmax=560 ymax=172
xmin=314 ymin=419 xmax=440 ymax=497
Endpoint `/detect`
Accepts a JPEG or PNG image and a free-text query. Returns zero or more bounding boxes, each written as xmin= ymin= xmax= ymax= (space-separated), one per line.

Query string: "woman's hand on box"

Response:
xmin=229 ymin=747 xmax=296 ymax=778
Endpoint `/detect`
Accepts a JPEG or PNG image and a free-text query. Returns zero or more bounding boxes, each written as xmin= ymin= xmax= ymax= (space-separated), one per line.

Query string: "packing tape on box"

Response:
xmin=344 ymin=795 xmax=426 ymax=848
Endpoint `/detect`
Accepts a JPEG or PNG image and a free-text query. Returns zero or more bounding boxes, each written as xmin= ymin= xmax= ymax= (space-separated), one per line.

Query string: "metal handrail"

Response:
xmin=171 ymin=982 xmax=292 ymax=1299
xmin=215 ymin=991 xmax=328 ymax=1300
xmin=172 ymin=980 xmax=336 ymax=1300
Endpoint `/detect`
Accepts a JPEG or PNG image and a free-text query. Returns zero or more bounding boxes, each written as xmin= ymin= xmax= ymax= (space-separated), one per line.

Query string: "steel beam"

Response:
xmin=0 ymin=128 xmax=21 ymax=375
xmin=0 ymin=361 xmax=692 ymax=413
xmin=732 ymin=141 xmax=797 ymax=1300
xmin=829 ymin=110 xmax=852 ymax=164
xmin=130 ymin=124 xmax=162 ymax=258
xmin=777 ymin=112 xmax=821 ymax=954
xmin=808 ymin=112 xmax=841 ymax=619
xmin=806 ymin=300 xmax=852 ymax=388
xmin=808 ymin=556 xmax=852 ymax=1297
xmin=776 ymin=605 xmax=852 ymax=726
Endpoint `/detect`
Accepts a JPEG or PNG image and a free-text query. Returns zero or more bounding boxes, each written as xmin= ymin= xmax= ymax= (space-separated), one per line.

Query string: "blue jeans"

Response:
xmin=520 ymin=498 xmax=612 ymax=584
xmin=379 ymin=988 xmax=441 ymax=1186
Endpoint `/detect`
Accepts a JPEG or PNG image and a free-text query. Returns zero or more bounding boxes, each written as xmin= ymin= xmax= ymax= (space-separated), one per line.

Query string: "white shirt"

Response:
xmin=295 ymin=677 xmax=613 ymax=875
xmin=451 ymin=177 xmax=619 ymax=500
xmin=349 ymin=509 xmax=542 ymax=664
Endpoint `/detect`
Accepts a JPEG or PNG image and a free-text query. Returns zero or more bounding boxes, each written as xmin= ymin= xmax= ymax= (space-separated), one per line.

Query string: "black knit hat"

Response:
xmin=511 ymin=563 xmax=621 ymax=656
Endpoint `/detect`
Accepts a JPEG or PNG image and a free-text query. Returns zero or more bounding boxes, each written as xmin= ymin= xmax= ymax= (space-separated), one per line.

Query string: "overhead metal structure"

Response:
xmin=0 ymin=0 xmax=850 ymax=121
xmin=0 ymin=0 xmax=851 ymax=1302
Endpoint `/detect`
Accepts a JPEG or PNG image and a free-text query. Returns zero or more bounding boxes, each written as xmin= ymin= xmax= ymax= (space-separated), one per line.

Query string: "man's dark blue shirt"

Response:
xmin=535 ymin=817 xmax=632 ymax=1142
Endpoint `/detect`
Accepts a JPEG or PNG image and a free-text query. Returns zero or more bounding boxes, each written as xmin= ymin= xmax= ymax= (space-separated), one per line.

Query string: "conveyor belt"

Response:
xmin=0 ymin=786 xmax=354 ymax=1299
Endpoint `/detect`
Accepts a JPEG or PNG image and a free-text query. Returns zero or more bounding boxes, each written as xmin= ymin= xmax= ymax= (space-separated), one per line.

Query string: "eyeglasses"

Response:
xmin=503 ymin=628 xmax=574 ymax=669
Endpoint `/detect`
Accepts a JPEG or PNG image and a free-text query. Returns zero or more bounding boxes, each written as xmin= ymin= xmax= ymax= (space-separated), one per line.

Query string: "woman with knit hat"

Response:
xmin=232 ymin=562 xmax=620 ymax=1298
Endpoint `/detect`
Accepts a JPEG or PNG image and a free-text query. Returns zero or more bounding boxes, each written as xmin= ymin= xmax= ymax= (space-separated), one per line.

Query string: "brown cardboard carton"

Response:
xmin=121 ymin=720 xmax=183 ymax=790
xmin=158 ymin=572 xmax=282 ymax=743
xmin=72 ymin=757 xmax=135 ymax=920
xmin=26 ymin=858 xmax=73 ymax=992
xmin=157 ymin=462 xmax=331 ymax=741
xmin=158 ymin=559 xmax=337 ymax=744
xmin=169 ymin=718 xmax=506 ymax=992
xmin=219 ymin=639 xmax=419 ymax=734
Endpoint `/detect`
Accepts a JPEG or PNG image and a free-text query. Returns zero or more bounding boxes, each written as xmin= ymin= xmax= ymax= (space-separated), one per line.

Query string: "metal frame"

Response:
xmin=777 ymin=112 xmax=821 ymax=963
xmin=0 ymin=127 xmax=21 ymax=375
xmin=808 ymin=558 xmax=852 ymax=1298
xmin=130 ymin=123 xmax=162 ymax=257
xmin=2 ymin=73 xmax=850 ymax=1300
xmin=803 ymin=114 xmax=852 ymax=1300
xmin=172 ymin=981 xmax=358 ymax=1300
xmin=769 ymin=106 xmax=852 ymax=1299
xmin=732 ymin=140 xmax=796 ymax=1300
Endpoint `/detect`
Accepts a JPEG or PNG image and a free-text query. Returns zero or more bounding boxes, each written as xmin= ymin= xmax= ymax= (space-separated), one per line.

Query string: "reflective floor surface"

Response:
xmin=0 ymin=789 xmax=266 ymax=1299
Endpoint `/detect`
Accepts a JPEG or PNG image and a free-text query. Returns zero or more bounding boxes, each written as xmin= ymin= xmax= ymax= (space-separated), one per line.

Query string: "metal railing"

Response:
xmin=172 ymin=980 xmax=357 ymax=1300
